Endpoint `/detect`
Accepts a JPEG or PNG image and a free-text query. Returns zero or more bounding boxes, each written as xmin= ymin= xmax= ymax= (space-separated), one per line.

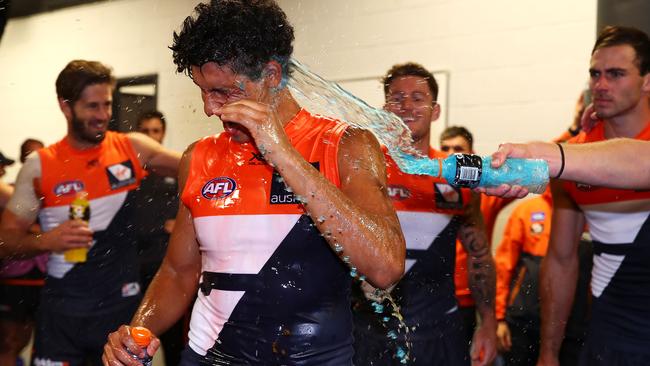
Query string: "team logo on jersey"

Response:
xmin=202 ymin=177 xmax=237 ymax=200
xmin=531 ymin=222 xmax=544 ymax=234
xmin=121 ymin=282 xmax=141 ymax=297
xmin=434 ymin=183 xmax=463 ymax=209
xmin=531 ymin=212 xmax=546 ymax=222
xmin=53 ymin=180 xmax=85 ymax=196
xmin=106 ymin=160 xmax=136 ymax=189
xmin=387 ymin=185 xmax=411 ymax=201
xmin=270 ymin=162 xmax=319 ymax=204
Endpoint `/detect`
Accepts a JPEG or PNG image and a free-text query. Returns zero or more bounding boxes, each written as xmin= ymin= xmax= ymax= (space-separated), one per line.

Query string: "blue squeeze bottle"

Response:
xmin=395 ymin=152 xmax=549 ymax=194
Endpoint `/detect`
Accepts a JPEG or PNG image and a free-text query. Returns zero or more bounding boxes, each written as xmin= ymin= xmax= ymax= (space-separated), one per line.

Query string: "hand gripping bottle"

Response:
xmin=64 ymin=191 xmax=90 ymax=263
xmin=129 ymin=326 xmax=153 ymax=366
xmin=395 ymin=152 xmax=549 ymax=194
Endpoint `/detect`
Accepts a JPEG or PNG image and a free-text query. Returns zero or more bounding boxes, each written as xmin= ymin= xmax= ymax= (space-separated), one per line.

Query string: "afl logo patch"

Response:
xmin=387 ymin=185 xmax=411 ymax=201
xmin=53 ymin=180 xmax=85 ymax=196
xmin=202 ymin=177 xmax=237 ymax=200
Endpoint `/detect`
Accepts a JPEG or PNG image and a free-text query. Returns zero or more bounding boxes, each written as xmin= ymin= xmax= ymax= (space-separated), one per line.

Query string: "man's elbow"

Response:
xmin=370 ymin=263 xmax=404 ymax=290
xmin=368 ymin=248 xmax=405 ymax=289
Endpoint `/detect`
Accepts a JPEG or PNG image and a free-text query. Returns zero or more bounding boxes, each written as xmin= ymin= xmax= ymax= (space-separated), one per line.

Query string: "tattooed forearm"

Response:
xmin=458 ymin=214 xmax=496 ymax=315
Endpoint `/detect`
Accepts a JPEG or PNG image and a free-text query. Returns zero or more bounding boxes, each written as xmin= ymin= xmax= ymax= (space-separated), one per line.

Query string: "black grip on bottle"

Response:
xmin=453 ymin=154 xmax=483 ymax=188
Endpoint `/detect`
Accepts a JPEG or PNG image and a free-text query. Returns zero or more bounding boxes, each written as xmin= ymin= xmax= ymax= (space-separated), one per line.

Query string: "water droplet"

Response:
xmin=387 ymin=330 xmax=398 ymax=339
xmin=371 ymin=302 xmax=384 ymax=314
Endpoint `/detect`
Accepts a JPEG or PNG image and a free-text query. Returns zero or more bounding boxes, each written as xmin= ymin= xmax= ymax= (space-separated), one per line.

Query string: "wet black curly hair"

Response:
xmin=170 ymin=0 xmax=295 ymax=81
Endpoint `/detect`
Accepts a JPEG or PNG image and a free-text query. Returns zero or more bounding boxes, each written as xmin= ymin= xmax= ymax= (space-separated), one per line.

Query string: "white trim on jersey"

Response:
xmin=188 ymin=214 xmax=301 ymax=353
xmin=40 ymin=191 xmax=128 ymax=279
xmin=397 ymin=211 xmax=453 ymax=251
xmin=189 ymin=289 xmax=246 ymax=356
xmin=581 ymin=199 xmax=650 ymax=244
xmin=39 ymin=191 xmax=128 ymax=233
xmin=405 ymin=259 xmax=417 ymax=273
xmin=581 ymin=200 xmax=650 ymax=298
xmin=397 ymin=211 xmax=453 ymax=273
xmin=592 ymin=252 xmax=625 ymax=298
xmin=193 ymin=214 xmax=301 ymax=274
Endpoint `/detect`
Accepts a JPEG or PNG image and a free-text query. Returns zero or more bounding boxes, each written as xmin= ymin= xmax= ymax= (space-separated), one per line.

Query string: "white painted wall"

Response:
xmin=0 ymin=0 xmax=211 ymax=182
xmin=1 ymin=0 xmax=596 ymax=185
xmin=280 ymin=0 xmax=597 ymax=154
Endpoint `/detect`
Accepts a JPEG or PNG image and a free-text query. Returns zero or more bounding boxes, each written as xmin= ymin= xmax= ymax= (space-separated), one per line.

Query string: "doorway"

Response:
xmin=111 ymin=74 xmax=158 ymax=132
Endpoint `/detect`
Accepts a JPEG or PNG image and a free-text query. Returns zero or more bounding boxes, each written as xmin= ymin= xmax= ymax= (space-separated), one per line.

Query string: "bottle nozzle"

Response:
xmin=130 ymin=326 xmax=152 ymax=347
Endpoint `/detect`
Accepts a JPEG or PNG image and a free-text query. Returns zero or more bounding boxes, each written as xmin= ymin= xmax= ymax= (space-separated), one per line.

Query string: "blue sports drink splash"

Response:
xmin=395 ymin=152 xmax=549 ymax=193
xmin=286 ymin=59 xmax=550 ymax=193
xmin=282 ymin=59 xmax=548 ymax=364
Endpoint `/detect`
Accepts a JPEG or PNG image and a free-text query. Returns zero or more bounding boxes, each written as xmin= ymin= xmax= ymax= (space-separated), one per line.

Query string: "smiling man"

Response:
xmin=352 ymin=63 xmax=496 ymax=366
xmin=103 ymin=1 xmax=405 ymax=365
xmin=0 ymin=60 xmax=180 ymax=366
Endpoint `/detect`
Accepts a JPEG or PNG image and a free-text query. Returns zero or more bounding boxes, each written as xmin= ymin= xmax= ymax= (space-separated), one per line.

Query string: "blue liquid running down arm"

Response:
xmin=394 ymin=151 xmax=549 ymax=194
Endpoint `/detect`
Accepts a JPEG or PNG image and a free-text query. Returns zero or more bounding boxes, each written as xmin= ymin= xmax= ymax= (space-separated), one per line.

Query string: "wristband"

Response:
xmin=554 ymin=143 xmax=565 ymax=179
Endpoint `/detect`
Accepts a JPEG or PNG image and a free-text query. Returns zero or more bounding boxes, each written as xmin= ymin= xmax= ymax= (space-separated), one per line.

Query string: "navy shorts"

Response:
xmin=353 ymin=312 xmax=470 ymax=366
xmin=579 ymin=336 xmax=650 ymax=366
xmin=31 ymin=301 xmax=138 ymax=366
xmin=0 ymin=268 xmax=44 ymax=322
xmin=179 ymin=346 xmax=204 ymax=366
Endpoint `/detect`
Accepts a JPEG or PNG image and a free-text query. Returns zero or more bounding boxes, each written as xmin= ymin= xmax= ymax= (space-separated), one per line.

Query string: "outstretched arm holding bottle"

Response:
xmin=477 ymin=139 xmax=650 ymax=198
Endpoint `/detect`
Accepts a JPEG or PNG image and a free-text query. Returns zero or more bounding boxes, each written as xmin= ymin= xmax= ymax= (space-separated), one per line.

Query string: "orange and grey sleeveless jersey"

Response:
xmin=37 ymin=131 xmax=145 ymax=315
xmin=353 ymin=148 xmax=472 ymax=340
xmin=564 ymin=121 xmax=650 ymax=347
xmin=181 ymin=109 xmax=354 ymax=365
